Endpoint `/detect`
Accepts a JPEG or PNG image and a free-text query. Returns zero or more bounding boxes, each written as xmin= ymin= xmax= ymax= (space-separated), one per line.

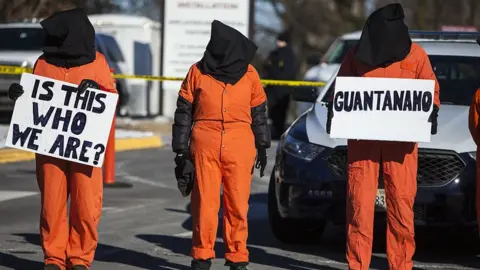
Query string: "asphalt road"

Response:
xmin=1 ymin=146 xmax=480 ymax=270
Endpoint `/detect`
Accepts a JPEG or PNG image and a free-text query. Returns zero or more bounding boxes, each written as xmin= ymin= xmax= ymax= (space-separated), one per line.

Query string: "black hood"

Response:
xmin=198 ymin=20 xmax=258 ymax=85
xmin=40 ymin=8 xmax=96 ymax=68
xmin=355 ymin=3 xmax=412 ymax=68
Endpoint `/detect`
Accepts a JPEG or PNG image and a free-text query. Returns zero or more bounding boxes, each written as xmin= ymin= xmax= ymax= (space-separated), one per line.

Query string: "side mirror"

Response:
xmin=292 ymin=86 xmax=319 ymax=103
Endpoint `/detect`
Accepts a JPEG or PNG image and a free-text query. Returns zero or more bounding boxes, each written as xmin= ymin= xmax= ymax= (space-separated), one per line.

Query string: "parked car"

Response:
xmin=0 ymin=22 xmax=130 ymax=117
xmin=269 ymin=31 xmax=480 ymax=244
xmin=295 ymin=31 xmax=361 ymax=118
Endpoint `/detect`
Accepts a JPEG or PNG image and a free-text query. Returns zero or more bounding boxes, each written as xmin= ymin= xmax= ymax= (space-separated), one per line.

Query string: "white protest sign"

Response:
xmin=6 ymin=73 xmax=118 ymax=167
xmin=329 ymin=77 xmax=435 ymax=142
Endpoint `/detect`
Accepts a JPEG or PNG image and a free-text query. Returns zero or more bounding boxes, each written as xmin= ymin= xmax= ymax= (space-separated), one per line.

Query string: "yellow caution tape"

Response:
xmin=0 ymin=65 xmax=326 ymax=87
xmin=0 ymin=65 xmax=33 ymax=74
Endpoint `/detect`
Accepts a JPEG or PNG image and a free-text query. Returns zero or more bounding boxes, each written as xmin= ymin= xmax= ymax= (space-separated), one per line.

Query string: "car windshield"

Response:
xmin=0 ymin=28 xmax=45 ymax=51
xmin=429 ymin=55 xmax=480 ymax=106
xmin=324 ymin=39 xmax=359 ymax=64
xmin=321 ymin=55 xmax=480 ymax=106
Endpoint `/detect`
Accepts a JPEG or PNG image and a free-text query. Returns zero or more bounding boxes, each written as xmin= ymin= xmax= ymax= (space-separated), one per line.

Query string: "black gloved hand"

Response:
xmin=174 ymin=151 xmax=195 ymax=197
xmin=428 ymin=104 xmax=439 ymax=135
xmin=255 ymin=148 xmax=267 ymax=177
xmin=326 ymin=102 xmax=334 ymax=134
xmin=8 ymin=83 xmax=24 ymax=101
xmin=78 ymin=79 xmax=100 ymax=95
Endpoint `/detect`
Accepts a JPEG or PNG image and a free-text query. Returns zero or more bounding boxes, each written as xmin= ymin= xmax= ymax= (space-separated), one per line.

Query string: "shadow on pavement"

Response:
xmin=13 ymin=233 xmax=191 ymax=270
xmin=163 ymin=192 xmax=480 ymax=270
xmin=136 ymin=234 xmax=340 ymax=270
xmin=0 ymin=251 xmax=44 ymax=269
xmin=412 ymin=228 xmax=480 ymax=269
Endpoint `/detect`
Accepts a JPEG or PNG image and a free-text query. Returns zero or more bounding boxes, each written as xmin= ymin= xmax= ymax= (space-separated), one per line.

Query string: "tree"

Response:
xmin=262 ymin=0 xmax=366 ymax=76
xmin=0 ymin=0 xmax=120 ymax=22
xmin=375 ymin=0 xmax=479 ymax=30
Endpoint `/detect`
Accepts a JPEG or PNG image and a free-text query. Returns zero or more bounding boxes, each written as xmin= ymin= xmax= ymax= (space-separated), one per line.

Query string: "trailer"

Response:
xmin=88 ymin=14 xmax=162 ymax=117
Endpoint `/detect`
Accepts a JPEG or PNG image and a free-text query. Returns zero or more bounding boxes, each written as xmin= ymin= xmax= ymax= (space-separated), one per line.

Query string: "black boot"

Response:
xmin=44 ymin=265 xmax=61 ymax=270
xmin=191 ymin=259 xmax=212 ymax=270
xmin=225 ymin=261 xmax=249 ymax=270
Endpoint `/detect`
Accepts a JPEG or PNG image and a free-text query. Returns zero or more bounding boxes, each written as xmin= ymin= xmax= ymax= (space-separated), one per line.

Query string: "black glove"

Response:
xmin=78 ymin=79 xmax=100 ymax=94
xmin=8 ymin=83 xmax=24 ymax=101
xmin=326 ymin=102 xmax=333 ymax=134
xmin=174 ymin=151 xmax=195 ymax=197
xmin=428 ymin=104 xmax=439 ymax=135
xmin=255 ymin=148 xmax=267 ymax=177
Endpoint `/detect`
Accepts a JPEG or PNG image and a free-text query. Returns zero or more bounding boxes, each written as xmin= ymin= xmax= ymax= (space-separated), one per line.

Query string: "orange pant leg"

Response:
xmin=346 ymin=140 xmax=381 ymax=270
xmin=477 ymin=147 xmax=480 ymax=234
xmin=36 ymin=154 xmax=69 ymax=269
xmin=190 ymin=123 xmax=223 ymax=260
xmin=190 ymin=151 xmax=222 ymax=260
xmin=66 ymin=163 xmax=103 ymax=268
xmin=221 ymin=128 xmax=256 ymax=263
xmin=382 ymin=142 xmax=417 ymax=270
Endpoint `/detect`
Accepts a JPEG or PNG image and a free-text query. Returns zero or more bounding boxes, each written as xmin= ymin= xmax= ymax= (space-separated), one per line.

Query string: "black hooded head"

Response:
xmin=355 ymin=3 xmax=412 ymax=68
xmin=40 ymin=8 xmax=96 ymax=68
xmin=198 ymin=20 xmax=258 ymax=85
xmin=277 ymin=31 xmax=290 ymax=43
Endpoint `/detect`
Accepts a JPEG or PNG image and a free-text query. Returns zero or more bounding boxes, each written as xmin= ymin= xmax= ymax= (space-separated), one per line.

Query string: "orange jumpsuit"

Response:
xmin=339 ymin=43 xmax=440 ymax=270
xmin=468 ymin=88 xmax=480 ymax=232
xmin=33 ymin=52 xmax=117 ymax=269
xmin=177 ymin=63 xmax=266 ymax=263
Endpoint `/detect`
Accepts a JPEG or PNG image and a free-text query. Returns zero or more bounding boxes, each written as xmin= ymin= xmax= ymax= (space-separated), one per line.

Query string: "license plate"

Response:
xmin=375 ymin=189 xmax=386 ymax=212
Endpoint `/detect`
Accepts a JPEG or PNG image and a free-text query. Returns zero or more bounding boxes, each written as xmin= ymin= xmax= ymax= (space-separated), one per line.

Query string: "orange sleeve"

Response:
xmin=95 ymin=53 xmax=117 ymax=94
xmin=249 ymin=66 xmax=267 ymax=107
xmin=416 ymin=48 xmax=440 ymax=107
xmin=179 ymin=64 xmax=198 ymax=104
xmin=469 ymin=89 xmax=480 ymax=146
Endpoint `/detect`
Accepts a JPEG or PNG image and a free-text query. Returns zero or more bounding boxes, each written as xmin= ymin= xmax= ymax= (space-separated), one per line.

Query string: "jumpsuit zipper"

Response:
xmin=220 ymin=84 xmax=227 ymax=161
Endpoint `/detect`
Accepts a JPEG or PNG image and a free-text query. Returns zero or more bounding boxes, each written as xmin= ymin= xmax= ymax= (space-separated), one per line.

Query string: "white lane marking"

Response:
xmin=102 ymin=200 xmax=169 ymax=215
xmin=173 ymin=231 xmax=193 ymax=238
xmin=102 ymin=207 xmax=118 ymax=212
xmin=117 ymin=172 xmax=176 ymax=190
xmin=0 ymin=191 xmax=38 ymax=203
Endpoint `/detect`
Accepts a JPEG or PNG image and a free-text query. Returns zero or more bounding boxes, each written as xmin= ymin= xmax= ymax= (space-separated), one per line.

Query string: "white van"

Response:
xmin=88 ymin=14 xmax=161 ymax=117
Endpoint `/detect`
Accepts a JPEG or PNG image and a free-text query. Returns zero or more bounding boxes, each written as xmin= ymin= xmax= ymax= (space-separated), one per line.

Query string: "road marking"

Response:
xmin=174 ymin=231 xmax=193 ymax=238
xmin=0 ymin=136 xmax=163 ymax=164
xmin=0 ymin=191 xmax=38 ymax=203
xmin=117 ymin=172 xmax=176 ymax=190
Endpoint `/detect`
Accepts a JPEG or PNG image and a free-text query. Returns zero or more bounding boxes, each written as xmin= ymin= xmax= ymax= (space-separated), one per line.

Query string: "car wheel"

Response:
xmin=267 ymin=170 xmax=326 ymax=244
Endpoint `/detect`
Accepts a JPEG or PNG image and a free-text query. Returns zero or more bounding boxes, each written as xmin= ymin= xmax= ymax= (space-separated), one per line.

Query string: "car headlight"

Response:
xmin=283 ymin=134 xmax=325 ymax=161
xmin=469 ymin=151 xmax=476 ymax=161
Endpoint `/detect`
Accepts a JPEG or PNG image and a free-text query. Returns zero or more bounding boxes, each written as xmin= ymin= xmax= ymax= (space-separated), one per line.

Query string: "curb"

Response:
xmin=0 ymin=136 xmax=164 ymax=164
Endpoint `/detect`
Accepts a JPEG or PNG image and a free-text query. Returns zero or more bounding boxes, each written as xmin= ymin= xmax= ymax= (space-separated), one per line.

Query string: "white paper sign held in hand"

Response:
xmin=329 ymin=76 xmax=435 ymax=143
xmin=6 ymin=73 xmax=119 ymax=167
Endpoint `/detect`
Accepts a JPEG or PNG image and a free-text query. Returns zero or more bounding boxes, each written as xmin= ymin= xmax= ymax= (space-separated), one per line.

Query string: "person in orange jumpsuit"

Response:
xmin=468 ymin=88 xmax=480 ymax=233
xmin=326 ymin=4 xmax=440 ymax=270
xmin=172 ymin=20 xmax=270 ymax=270
xmin=7 ymin=8 xmax=117 ymax=270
